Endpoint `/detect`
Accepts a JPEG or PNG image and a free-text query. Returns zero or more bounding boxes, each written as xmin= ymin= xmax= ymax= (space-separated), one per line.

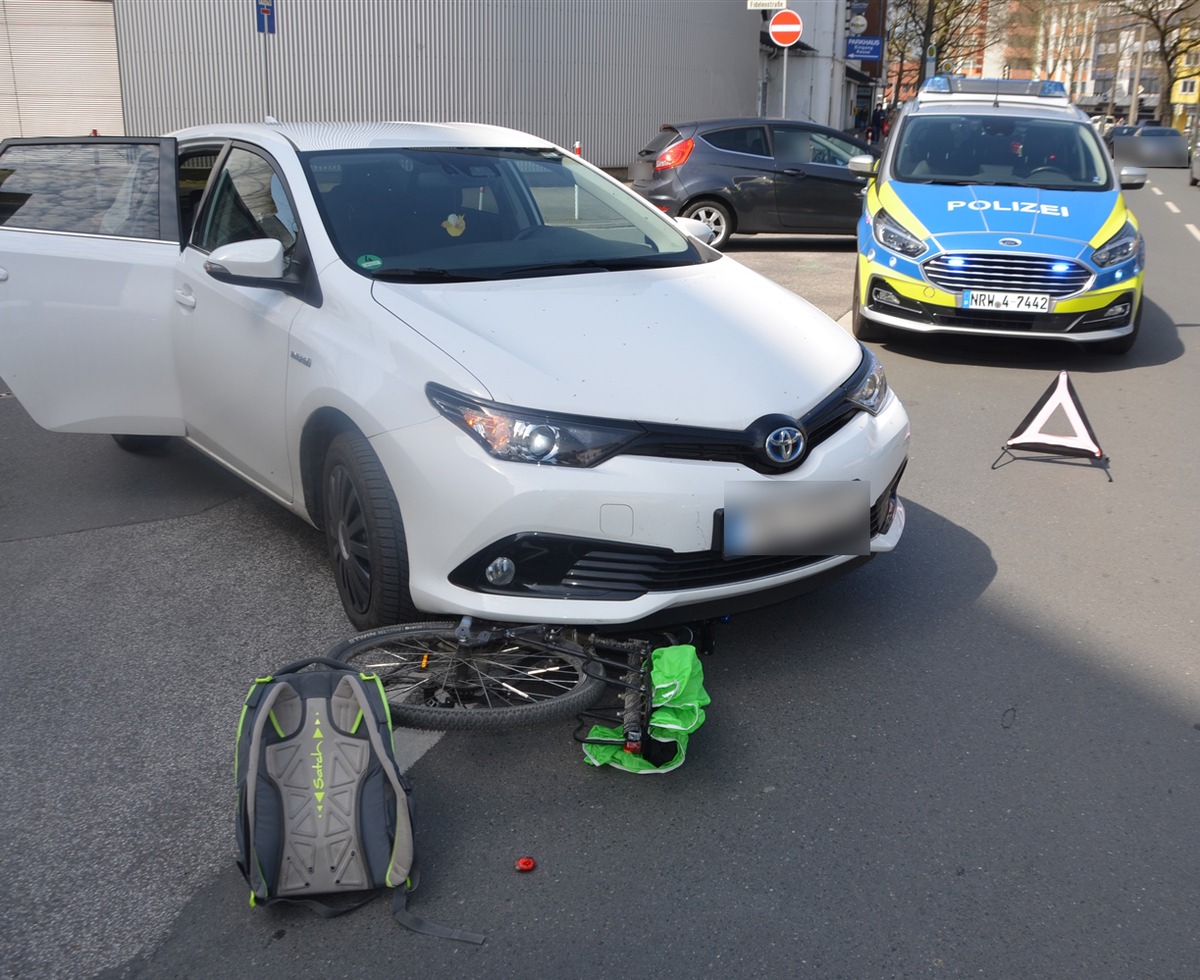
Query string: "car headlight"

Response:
xmin=426 ymin=383 xmax=643 ymax=466
xmin=1092 ymin=221 xmax=1140 ymax=268
xmin=846 ymin=347 xmax=890 ymax=416
xmin=872 ymin=209 xmax=927 ymax=258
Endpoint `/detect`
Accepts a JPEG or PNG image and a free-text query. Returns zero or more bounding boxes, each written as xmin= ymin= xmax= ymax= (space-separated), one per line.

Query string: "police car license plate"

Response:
xmin=962 ymin=289 xmax=1051 ymax=312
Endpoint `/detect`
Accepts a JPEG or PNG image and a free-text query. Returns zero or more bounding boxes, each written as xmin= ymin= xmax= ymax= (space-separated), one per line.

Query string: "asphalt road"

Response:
xmin=2 ymin=169 xmax=1199 ymax=980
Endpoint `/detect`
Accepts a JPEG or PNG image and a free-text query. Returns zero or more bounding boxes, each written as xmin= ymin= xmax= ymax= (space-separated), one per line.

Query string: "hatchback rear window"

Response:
xmin=702 ymin=127 xmax=769 ymax=157
xmin=640 ymin=128 xmax=682 ymax=155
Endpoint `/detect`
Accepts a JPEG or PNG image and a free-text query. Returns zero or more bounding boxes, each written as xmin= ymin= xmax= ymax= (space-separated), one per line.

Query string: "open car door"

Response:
xmin=0 ymin=136 xmax=185 ymax=434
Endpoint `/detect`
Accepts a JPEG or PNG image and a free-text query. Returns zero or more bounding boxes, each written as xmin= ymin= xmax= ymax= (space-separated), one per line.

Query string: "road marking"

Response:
xmin=1166 ymin=201 xmax=1181 ymax=213
xmin=1152 ymin=186 xmax=1163 ymax=196
xmin=1187 ymin=223 xmax=1200 ymax=242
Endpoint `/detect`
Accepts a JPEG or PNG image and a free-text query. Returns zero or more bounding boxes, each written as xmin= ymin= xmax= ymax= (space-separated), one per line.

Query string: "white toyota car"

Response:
xmin=0 ymin=122 xmax=909 ymax=630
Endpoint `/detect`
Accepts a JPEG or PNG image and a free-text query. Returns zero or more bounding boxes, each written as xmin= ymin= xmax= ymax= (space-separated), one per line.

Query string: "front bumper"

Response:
xmin=856 ymin=254 xmax=1142 ymax=343
xmin=372 ymin=392 xmax=910 ymax=626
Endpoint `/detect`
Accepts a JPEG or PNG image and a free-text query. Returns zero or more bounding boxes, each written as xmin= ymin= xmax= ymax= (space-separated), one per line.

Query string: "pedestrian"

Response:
xmin=870 ymin=102 xmax=887 ymax=142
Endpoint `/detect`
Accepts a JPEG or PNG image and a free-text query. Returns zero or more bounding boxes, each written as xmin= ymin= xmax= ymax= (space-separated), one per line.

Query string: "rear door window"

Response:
xmin=702 ymin=126 xmax=769 ymax=157
xmin=0 ymin=138 xmax=179 ymax=240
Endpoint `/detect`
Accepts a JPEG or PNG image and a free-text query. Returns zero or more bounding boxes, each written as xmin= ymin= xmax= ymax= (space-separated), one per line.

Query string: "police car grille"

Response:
xmin=923 ymin=254 xmax=1092 ymax=297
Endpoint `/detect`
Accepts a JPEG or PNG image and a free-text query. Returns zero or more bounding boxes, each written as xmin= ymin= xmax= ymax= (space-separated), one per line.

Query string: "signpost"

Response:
xmin=768 ymin=9 xmax=803 ymax=117
xmin=256 ymin=1 xmax=276 ymax=120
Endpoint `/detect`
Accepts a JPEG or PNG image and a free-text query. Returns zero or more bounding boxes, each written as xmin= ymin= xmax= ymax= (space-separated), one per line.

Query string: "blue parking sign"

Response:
xmin=256 ymin=0 xmax=276 ymax=34
xmin=846 ymin=36 xmax=881 ymax=61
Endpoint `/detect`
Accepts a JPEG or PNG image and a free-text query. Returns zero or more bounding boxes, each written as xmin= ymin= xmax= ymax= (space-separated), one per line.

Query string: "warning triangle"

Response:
xmin=1005 ymin=371 xmax=1104 ymax=459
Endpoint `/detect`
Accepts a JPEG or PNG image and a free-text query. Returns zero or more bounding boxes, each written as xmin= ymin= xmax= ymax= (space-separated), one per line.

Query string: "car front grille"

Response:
xmin=923 ymin=253 xmax=1092 ymax=297
xmin=451 ymin=464 xmax=906 ymax=600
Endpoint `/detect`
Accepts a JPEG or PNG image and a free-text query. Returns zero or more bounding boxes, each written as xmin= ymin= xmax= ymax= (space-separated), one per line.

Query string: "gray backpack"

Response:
xmin=234 ymin=656 xmax=484 ymax=943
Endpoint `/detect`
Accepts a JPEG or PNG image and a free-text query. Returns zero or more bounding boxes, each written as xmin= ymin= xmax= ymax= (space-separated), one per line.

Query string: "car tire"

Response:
xmin=851 ymin=267 xmax=888 ymax=343
xmin=321 ymin=430 xmax=416 ymax=630
xmin=1093 ymin=298 xmax=1142 ymax=356
xmin=681 ymin=199 xmax=733 ymax=249
xmin=111 ymin=434 xmax=172 ymax=452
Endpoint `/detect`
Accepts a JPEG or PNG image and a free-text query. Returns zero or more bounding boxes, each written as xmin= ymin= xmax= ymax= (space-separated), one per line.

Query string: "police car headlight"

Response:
xmin=1092 ymin=221 xmax=1140 ymax=268
xmin=873 ymin=209 xmax=927 ymax=258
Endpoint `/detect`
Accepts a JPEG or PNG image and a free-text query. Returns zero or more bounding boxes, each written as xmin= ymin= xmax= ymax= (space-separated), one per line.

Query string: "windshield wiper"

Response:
xmin=370 ymin=267 xmax=492 ymax=283
xmin=499 ymin=256 xmax=677 ymax=279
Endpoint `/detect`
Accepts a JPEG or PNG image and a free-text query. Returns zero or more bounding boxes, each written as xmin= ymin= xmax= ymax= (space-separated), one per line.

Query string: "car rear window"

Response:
xmin=701 ymin=126 xmax=769 ymax=157
xmin=640 ymin=127 xmax=682 ymax=155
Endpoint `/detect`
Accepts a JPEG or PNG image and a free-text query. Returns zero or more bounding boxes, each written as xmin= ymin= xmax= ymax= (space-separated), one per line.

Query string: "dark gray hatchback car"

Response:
xmin=630 ymin=118 xmax=880 ymax=248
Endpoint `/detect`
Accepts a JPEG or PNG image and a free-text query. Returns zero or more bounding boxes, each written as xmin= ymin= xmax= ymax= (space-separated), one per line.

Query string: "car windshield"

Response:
xmin=304 ymin=146 xmax=706 ymax=280
xmin=891 ymin=114 xmax=1111 ymax=190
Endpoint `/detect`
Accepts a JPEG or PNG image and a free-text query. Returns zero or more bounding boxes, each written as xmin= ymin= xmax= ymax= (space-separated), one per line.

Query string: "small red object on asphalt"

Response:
xmin=514 ymin=856 xmax=536 ymax=872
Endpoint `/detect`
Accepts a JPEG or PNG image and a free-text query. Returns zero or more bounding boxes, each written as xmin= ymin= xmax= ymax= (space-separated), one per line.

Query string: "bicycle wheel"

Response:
xmin=327 ymin=622 xmax=606 ymax=732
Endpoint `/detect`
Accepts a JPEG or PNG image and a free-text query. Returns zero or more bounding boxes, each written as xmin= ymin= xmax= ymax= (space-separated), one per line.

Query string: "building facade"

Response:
xmin=4 ymin=1 xmax=878 ymax=168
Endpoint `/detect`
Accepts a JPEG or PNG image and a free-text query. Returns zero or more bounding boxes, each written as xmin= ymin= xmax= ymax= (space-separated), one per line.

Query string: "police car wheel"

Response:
xmin=851 ymin=267 xmax=888 ymax=342
xmin=1093 ymin=299 xmax=1141 ymax=356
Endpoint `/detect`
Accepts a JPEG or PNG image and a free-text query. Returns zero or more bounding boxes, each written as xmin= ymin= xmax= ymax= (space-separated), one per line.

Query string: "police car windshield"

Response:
xmin=892 ymin=115 xmax=1111 ymax=190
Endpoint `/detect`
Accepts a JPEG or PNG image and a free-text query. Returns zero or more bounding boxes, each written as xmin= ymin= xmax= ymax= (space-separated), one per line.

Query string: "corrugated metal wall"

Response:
xmin=0 ymin=0 xmax=123 ymax=139
xmin=113 ymin=0 xmax=763 ymax=169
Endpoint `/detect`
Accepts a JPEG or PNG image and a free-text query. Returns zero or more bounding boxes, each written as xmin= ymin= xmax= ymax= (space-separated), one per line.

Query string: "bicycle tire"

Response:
xmin=326 ymin=622 xmax=607 ymax=732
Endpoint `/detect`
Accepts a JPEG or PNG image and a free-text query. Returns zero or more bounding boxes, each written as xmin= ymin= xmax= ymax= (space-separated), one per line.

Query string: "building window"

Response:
xmin=1181 ymin=79 xmax=1198 ymax=95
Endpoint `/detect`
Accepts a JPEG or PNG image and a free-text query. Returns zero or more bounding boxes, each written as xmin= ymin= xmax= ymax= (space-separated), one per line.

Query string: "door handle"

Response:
xmin=782 ymin=168 xmax=807 ymax=177
xmin=0 ymin=266 xmax=8 ymax=282
xmin=174 ymin=287 xmax=196 ymax=309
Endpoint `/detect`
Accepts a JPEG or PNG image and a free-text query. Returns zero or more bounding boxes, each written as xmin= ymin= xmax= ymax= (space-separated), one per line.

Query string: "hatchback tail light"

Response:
xmin=655 ymin=138 xmax=695 ymax=171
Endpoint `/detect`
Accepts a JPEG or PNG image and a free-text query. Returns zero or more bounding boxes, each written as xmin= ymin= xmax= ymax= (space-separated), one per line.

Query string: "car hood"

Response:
xmin=889 ymin=181 xmax=1125 ymax=246
xmin=370 ymin=258 xmax=862 ymax=428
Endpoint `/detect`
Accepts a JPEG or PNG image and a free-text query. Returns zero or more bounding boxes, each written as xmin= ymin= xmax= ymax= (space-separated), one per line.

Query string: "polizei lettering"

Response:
xmin=947 ymin=200 xmax=1070 ymax=217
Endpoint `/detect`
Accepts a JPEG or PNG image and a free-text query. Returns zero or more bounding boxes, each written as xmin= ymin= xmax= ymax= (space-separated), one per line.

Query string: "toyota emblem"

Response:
xmin=765 ymin=426 xmax=805 ymax=464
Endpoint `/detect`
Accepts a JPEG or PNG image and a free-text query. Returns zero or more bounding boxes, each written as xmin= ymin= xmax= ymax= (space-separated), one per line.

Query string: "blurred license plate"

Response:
xmin=962 ymin=289 xmax=1051 ymax=312
xmin=723 ymin=481 xmax=870 ymax=557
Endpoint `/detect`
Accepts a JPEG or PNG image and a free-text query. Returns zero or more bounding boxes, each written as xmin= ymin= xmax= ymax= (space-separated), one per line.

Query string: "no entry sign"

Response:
xmin=768 ymin=9 xmax=803 ymax=47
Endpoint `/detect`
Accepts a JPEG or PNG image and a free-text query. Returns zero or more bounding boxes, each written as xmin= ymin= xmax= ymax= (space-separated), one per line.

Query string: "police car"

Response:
xmin=849 ymin=77 xmax=1148 ymax=355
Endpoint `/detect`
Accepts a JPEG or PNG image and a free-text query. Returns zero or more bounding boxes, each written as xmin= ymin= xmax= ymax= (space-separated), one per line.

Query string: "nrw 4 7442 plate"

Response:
xmin=962 ymin=289 xmax=1051 ymax=312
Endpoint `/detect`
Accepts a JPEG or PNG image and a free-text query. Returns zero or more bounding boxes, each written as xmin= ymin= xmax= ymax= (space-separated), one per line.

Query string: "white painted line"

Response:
xmin=1152 ymin=186 xmax=1164 ymax=196
xmin=1166 ymin=201 xmax=1181 ymax=213
xmin=1187 ymin=223 xmax=1200 ymax=242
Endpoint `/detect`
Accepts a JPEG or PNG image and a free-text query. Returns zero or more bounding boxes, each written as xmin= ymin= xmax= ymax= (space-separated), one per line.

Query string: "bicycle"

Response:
xmin=326 ymin=616 xmax=714 ymax=750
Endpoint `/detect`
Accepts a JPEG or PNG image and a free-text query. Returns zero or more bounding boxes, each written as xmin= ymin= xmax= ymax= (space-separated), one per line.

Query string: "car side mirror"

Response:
xmin=848 ymin=154 xmax=877 ymax=178
xmin=674 ymin=215 xmax=717 ymax=244
xmin=1118 ymin=166 xmax=1148 ymax=190
xmin=204 ymin=238 xmax=285 ymax=279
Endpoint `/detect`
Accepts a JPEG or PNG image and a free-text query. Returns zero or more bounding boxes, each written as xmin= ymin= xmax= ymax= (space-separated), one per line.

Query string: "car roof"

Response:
xmin=168 ymin=120 xmax=557 ymax=153
xmin=666 ymin=117 xmax=853 ymax=134
xmin=909 ymin=76 xmax=1088 ymax=122
xmin=904 ymin=101 xmax=1088 ymax=124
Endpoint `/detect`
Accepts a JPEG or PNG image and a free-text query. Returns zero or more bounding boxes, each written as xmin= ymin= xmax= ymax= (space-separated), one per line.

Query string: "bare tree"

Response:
xmin=888 ymin=0 xmax=1015 ymax=90
xmin=1111 ymin=0 xmax=1200 ymax=122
